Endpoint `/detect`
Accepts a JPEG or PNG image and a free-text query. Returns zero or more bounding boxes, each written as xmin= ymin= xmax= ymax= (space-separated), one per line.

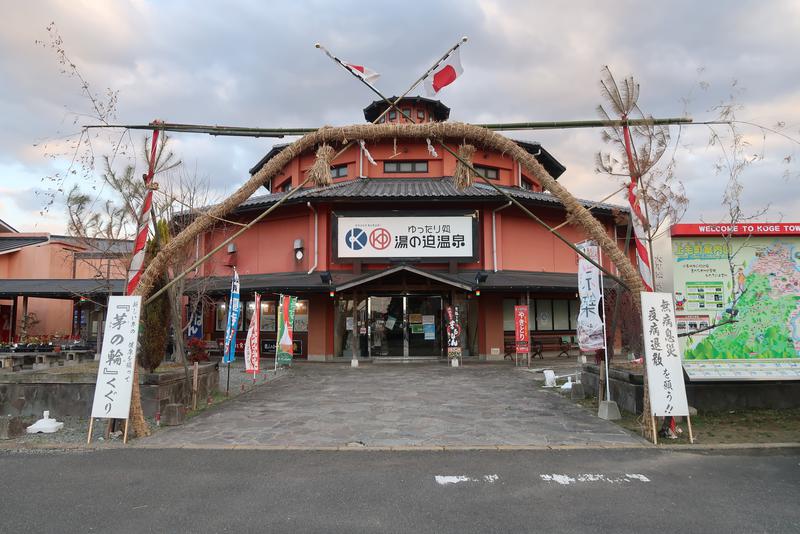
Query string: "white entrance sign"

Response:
xmin=576 ymin=242 xmax=605 ymax=350
xmin=90 ymin=296 xmax=142 ymax=419
xmin=336 ymin=215 xmax=475 ymax=259
xmin=640 ymin=292 xmax=689 ymax=417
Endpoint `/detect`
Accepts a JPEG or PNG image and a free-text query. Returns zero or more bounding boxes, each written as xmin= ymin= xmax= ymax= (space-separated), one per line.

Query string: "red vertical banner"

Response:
xmin=514 ymin=305 xmax=529 ymax=354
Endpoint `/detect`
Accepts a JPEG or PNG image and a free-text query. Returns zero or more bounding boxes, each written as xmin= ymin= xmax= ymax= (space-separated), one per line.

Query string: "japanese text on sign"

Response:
xmin=640 ymin=292 xmax=689 ymax=417
xmin=576 ymin=242 xmax=605 ymax=351
xmin=90 ymin=296 xmax=142 ymax=419
xmin=514 ymin=305 xmax=529 ymax=353
xmin=336 ymin=215 xmax=475 ymax=259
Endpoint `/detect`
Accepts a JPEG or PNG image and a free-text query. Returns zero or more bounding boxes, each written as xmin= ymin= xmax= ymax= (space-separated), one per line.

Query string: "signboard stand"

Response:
xmin=87 ymin=295 xmax=142 ymax=446
xmin=641 ymin=292 xmax=692 ymax=445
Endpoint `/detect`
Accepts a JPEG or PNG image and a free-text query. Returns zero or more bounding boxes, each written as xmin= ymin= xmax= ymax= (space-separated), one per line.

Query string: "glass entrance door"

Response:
xmin=367 ymin=296 xmax=405 ymax=357
xmin=367 ymin=295 xmax=443 ymax=358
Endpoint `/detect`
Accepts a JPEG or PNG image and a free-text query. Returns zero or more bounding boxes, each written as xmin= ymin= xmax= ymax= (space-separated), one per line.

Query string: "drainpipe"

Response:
xmin=307 ymin=202 xmax=318 ymax=274
xmin=492 ymin=201 xmax=512 ymax=272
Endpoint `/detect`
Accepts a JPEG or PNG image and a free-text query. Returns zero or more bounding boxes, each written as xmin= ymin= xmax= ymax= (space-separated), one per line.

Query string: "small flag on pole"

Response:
xmin=222 ymin=269 xmax=240 ymax=364
xmin=342 ymin=61 xmax=380 ymax=83
xmin=424 ymin=47 xmax=464 ymax=96
xmin=244 ymin=293 xmax=261 ymax=374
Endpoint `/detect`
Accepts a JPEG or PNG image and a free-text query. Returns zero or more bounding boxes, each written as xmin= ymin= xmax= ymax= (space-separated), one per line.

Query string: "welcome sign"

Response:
xmin=333 ymin=213 xmax=477 ymax=261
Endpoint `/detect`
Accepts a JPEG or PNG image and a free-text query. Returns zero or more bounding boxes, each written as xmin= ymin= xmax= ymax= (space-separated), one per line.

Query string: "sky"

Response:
xmin=1 ymin=0 xmax=799 ymax=234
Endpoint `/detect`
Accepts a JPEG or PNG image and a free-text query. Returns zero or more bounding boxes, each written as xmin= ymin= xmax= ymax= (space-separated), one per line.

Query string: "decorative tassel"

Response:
xmin=308 ymin=144 xmax=335 ymax=186
xmin=359 ymin=140 xmax=377 ymax=165
xmin=452 ymin=144 xmax=476 ymax=190
xmin=426 ymin=138 xmax=438 ymax=158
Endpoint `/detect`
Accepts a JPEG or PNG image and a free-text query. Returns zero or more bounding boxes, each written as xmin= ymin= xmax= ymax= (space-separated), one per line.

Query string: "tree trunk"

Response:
xmin=128 ymin=364 xmax=150 ymax=437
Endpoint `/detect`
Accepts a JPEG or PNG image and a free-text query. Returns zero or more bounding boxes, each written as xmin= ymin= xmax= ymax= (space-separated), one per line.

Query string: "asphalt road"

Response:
xmin=1 ymin=448 xmax=798 ymax=533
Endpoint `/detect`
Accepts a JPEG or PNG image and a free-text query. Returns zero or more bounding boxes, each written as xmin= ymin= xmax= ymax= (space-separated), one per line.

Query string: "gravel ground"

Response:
xmin=1 ymin=360 xmax=288 ymax=449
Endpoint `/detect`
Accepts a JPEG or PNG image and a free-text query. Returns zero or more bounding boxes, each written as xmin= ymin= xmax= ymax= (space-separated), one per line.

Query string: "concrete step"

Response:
xmin=372 ymin=357 xmax=444 ymax=364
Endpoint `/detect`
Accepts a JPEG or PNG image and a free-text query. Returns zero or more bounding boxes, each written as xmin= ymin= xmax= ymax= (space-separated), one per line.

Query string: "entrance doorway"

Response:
xmin=367 ymin=295 xmax=443 ymax=358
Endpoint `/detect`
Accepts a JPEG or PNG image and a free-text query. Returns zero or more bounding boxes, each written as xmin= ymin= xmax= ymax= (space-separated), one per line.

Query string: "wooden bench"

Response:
xmin=531 ymin=336 xmax=579 ymax=359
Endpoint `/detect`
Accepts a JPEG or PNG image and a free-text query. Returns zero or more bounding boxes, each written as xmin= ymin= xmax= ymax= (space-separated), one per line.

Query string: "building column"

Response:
xmin=10 ymin=295 xmax=18 ymax=342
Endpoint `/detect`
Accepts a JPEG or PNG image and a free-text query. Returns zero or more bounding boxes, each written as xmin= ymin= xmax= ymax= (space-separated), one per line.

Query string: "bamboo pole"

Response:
xmin=83 ymin=117 xmax=696 ymax=137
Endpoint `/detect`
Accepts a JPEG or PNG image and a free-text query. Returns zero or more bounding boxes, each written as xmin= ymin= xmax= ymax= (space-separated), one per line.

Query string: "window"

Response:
xmin=281 ymin=182 xmax=291 ymax=192
xmin=294 ymin=299 xmax=309 ymax=332
xmin=331 ymin=164 xmax=348 ymax=178
xmin=502 ymin=299 xmax=517 ymax=331
xmin=552 ymin=300 xmax=571 ymax=330
xmin=384 ymin=161 xmax=428 ymax=173
xmin=388 ymin=110 xmax=397 ymax=120
xmin=535 ymin=299 xmax=553 ymax=330
xmin=215 ymin=301 xmax=244 ymax=331
xmin=473 ymin=165 xmax=498 ymax=180
xmin=260 ymin=300 xmax=276 ymax=332
xmin=532 ymin=298 xmax=580 ymax=331
xmin=521 ymin=179 xmax=533 ymax=190
xmin=401 ymin=108 xmax=411 ymax=121
xmin=417 ymin=109 xmax=425 ymax=120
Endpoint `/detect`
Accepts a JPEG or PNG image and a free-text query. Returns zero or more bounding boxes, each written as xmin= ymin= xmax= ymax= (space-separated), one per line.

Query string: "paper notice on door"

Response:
xmin=385 ymin=316 xmax=396 ymax=330
xmin=423 ymin=323 xmax=435 ymax=340
xmin=422 ymin=315 xmax=435 ymax=325
xmin=410 ymin=324 xmax=424 ymax=334
xmin=409 ymin=313 xmax=423 ymax=324
xmin=346 ymin=317 xmax=354 ymax=331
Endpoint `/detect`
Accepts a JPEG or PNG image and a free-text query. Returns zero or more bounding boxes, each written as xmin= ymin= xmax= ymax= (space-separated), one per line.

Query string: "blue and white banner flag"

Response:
xmin=222 ymin=269 xmax=240 ymax=364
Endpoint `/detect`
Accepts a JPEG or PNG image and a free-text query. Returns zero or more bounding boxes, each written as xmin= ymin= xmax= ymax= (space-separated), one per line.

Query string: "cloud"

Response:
xmin=1 ymin=0 xmax=799 ymax=235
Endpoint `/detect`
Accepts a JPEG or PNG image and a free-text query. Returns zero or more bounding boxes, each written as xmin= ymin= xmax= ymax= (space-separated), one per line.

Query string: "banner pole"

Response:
xmin=86 ymin=418 xmax=94 ymax=444
xmin=599 ymin=247 xmax=611 ymax=402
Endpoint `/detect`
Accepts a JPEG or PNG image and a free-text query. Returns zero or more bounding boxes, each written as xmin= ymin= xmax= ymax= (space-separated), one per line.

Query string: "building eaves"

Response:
xmin=236 ymin=177 xmax=626 ymax=215
xmin=0 ymin=236 xmax=49 ymax=254
xmin=247 ymin=138 xmax=565 ymax=179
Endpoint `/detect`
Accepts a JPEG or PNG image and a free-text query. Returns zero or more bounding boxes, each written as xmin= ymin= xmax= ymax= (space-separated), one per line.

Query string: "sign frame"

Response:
xmin=331 ymin=210 xmax=479 ymax=263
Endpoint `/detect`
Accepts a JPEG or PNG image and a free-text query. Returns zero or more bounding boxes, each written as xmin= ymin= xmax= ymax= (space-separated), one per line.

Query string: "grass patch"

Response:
xmin=568 ymin=389 xmax=800 ymax=444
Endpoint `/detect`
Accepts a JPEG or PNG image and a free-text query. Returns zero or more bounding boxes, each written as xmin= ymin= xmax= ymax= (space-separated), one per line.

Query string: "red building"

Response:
xmin=192 ymin=97 xmax=628 ymax=361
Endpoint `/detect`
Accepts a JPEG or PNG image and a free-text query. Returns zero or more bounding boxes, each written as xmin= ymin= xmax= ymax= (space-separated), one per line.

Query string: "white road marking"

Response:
xmin=540 ymin=473 xmax=651 ymax=485
xmin=435 ymin=474 xmax=500 ymax=486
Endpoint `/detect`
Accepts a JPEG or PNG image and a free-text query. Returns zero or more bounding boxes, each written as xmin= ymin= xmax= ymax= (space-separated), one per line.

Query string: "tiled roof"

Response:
xmin=237 ymin=177 xmax=625 ymax=214
xmin=0 ymin=236 xmax=48 ymax=254
xmin=0 ymin=279 xmax=124 ymax=298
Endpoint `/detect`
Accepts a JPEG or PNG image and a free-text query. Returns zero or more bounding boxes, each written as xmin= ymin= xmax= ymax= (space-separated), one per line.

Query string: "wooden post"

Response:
xmin=86 ymin=418 xmax=94 ymax=444
xmin=123 ymin=419 xmax=129 ymax=444
xmin=192 ymin=361 xmax=199 ymax=411
xmin=686 ymin=414 xmax=694 ymax=444
xmin=651 ymin=415 xmax=658 ymax=445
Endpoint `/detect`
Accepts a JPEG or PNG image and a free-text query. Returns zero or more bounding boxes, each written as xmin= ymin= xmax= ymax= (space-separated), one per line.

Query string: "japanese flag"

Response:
xmin=424 ymin=48 xmax=464 ymax=96
xmin=343 ymin=62 xmax=380 ymax=83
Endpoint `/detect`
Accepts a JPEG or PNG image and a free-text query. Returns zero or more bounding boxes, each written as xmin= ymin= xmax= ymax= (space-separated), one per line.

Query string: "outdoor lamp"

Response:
xmin=475 ymin=271 xmax=488 ymax=284
xmin=293 ymin=238 xmax=304 ymax=261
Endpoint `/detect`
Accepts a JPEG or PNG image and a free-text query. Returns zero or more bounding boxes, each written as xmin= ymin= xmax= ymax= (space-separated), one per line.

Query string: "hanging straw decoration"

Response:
xmin=452 ymin=143 xmax=477 ymax=190
xmin=426 ymin=138 xmax=438 ymax=158
xmin=359 ymin=140 xmax=377 ymax=165
xmin=308 ymin=144 xmax=335 ymax=186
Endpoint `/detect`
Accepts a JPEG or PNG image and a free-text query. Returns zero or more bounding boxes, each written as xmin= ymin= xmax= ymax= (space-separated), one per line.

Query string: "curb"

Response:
xmin=4 ymin=441 xmax=799 ymax=452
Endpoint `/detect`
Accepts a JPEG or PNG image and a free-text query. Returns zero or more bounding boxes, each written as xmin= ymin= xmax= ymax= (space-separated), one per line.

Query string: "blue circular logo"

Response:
xmin=345 ymin=228 xmax=368 ymax=250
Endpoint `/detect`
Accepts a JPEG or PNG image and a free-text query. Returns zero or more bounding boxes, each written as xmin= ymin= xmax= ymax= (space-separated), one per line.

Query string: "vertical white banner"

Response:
xmin=90 ymin=296 xmax=142 ymax=419
xmin=576 ymin=242 xmax=605 ymax=350
xmin=641 ymin=292 xmax=689 ymax=416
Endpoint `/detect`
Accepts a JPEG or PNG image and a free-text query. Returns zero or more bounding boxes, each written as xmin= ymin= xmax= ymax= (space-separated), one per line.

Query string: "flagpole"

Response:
xmin=315 ymin=36 xmax=468 ymax=124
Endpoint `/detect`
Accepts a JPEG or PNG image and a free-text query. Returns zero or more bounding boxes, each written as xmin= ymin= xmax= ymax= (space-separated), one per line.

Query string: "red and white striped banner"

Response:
xmin=623 ymin=123 xmax=653 ymax=292
xmin=126 ymin=126 xmax=161 ymax=296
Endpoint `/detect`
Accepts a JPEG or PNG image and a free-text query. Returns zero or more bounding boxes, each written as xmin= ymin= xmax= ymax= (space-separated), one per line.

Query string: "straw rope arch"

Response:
xmin=127 ymin=122 xmax=646 ymax=437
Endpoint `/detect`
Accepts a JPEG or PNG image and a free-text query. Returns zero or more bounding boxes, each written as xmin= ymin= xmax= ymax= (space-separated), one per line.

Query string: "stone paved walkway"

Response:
xmin=140 ymin=363 xmax=645 ymax=448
